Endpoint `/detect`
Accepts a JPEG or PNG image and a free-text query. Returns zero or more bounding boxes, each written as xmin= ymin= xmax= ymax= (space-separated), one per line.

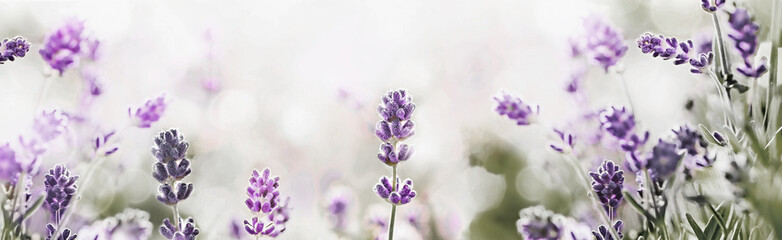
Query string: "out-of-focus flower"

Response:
xmin=694 ymin=30 xmax=713 ymax=55
xmin=580 ymin=16 xmax=628 ymax=71
xmin=646 ymin=140 xmax=682 ymax=180
xmin=159 ymin=217 xmax=199 ymax=240
xmin=39 ymin=19 xmax=85 ymax=75
xmin=636 ymin=33 xmax=712 ymax=74
xmin=592 ymin=220 xmax=624 ymax=240
xmin=374 ymin=176 xmax=416 ymax=205
xmin=325 ymin=187 xmax=353 ymax=231
xmin=599 ymin=106 xmax=649 ymax=155
xmin=229 ymin=219 xmax=244 ymax=239
xmin=129 ymin=94 xmax=168 ymax=128
xmin=728 ymin=8 xmax=767 ymax=78
xmin=700 ymin=0 xmax=725 ymax=12
xmin=516 ymin=206 xmax=563 ymax=240
xmin=92 ymin=130 xmax=119 ymax=157
xmin=590 ymin=160 xmax=624 ymax=215
xmin=549 ymin=128 xmax=575 ymax=153
xmin=264 ymin=196 xmax=291 ymax=237
xmin=493 ymin=91 xmax=538 ymax=126
xmin=76 ymin=208 xmax=153 ymax=240
xmin=0 ymin=143 xmax=21 ymax=182
xmin=34 ymin=110 xmax=70 ymax=143
xmin=0 ymin=36 xmax=30 ymax=64
xmin=44 ymin=164 xmax=78 ymax=222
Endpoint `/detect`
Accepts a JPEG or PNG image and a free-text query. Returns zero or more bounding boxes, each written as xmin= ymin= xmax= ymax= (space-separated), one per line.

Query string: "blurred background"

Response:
xmin=0 ymin=0 xmax=775 ymax=239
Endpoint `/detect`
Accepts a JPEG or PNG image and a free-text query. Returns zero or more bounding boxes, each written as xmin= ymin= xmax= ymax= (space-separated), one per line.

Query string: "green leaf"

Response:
xmin=622 ymin=191 xmax=655 ymax=220
xmin=22 ymin=196 xmax=44 ymax=220
xmin=707 ymin=203 xmax=729 ymax=235
xmin=704 ymin=215 xmax=721 ymax=240
xmin=687 ymin=213 xmax=708 ymax=240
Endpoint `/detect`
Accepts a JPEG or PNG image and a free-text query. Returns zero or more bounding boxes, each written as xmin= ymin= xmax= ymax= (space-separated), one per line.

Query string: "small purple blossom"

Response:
xmin=160 ymin=217 xmax=199 ymax=240
xmin=590 ymin=160 xmax=624 ymax=215
xmin=130 ymin=94 xmax=168 ymax=128
xmin=728 ymin=8 xmax=768 ymax=78
xmin=326 ymin=189 xmax=351 ymax=230
xmin=516 ymin=206 xmax=563 ymax=240
xmin=599 ymin=106 xmax=635 ymax=140
xmin=646 ymin=140 xmax=683 ymax=180
xmin=374 ymin=176 xmax=417 ymax=205
xmin=0 ymin=36 xmax=30 ymax=64
xmin=550 ymin=129 xmax=575 ymax=153
xmin=151 ymin=129 xmax=189 ymax=163
xmin=39 ymin=19 xmax=85 ymax=75
xmin=592 ymin=221 xmax=624 ymax=240
xmin=93 ymin=130 xmax=119 ymax=157
xmin=701 ymin=0 xmax=725 ymax=12
xmin=33 ymin=110 xmax=69 ymax=143
xmin=245 ymin=168 xmax=281 ymax=214
xmin=494 ymin=91 xmax=538 ymax=126
xmin=636 ymin=33 xmax=712 ymax=74
xmin=44 ymin=164 xmax=78 ymax=223
xmin=46 ymin=224 xmax=76 ymax=240
xmin=580 ymin=16 xmax=628 ymax=71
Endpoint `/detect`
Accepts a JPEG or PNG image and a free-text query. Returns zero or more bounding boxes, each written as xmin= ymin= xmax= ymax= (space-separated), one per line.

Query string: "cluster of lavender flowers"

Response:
xmin=39 ymin=19 xmax=99 ymax=75
xmin=516 ymin=206 xmax=564 ymax=240
xmin=372 ymin=89 xmax=418 ymax=239
xmin=243 ymin=168 xmax=291 ymax=238
xmin=130 ymin=94 xmax=168 ymax=128
xmin=570 ymin=16 xmax=628 ymax=72
xmin=151 ymin=129 xmax=199 ymax=239
xmin=637 ymin=33 xmax=714 ymax=74
xmin=0 ymin=37 xmax=30 ymax=64
xmin=728 ymin=8 xmax=767 ymax=78
xmin=493 ymin=91 xmax=538 ymax=126
xmin=598 ymin=106 xmax=649 ymax=171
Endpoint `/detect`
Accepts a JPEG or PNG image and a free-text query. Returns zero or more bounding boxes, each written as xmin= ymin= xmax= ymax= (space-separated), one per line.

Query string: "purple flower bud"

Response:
xmin=494 ymin=91 xmax=538 ymax=126
xmin=33 ymin=110 xmax=69 ymax=143
xmin=599 ymin=106 xmax=635 ymax=140
xmin=160 ymin=218 xmax=199 ymax=240
xmin=373 ymin=176 xmax=416 ymax=205
xmin=46 ymin=224 xmax=76 ymax=240
xmin=378 ymin=89 xmax=416 ymax=122
xmin=0 ymin=36 xmax=30 ymax=64
xmin=580 ymin=16 xmax=628 ymax=71
xmin=592 ymin=220 xmax=623 ymax=240
xmin=646 ymin=140 xmax=683 ymax=180
xmin=729 ymin=8 xmax=767 ymax=78
xmin=130 ymin=94 xmax=168 ymax=128
xmin=246 ymin=168 xmax=281 ymax=214
xmin=637 ymin=33 xmax=711 ymax=75
xmin=151 ymin=129 xmax=189 ymax=163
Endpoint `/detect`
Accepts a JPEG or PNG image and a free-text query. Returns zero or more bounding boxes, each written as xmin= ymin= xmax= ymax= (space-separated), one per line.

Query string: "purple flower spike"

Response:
xmin=636 ymin=33 xmax=711 ymax=74
xmin=246 ymin=168 xmax=281 ymax=214
xmin=599 ymin=106 xmax=635 ymax=140
xmin=46 ymin=224 xmax=76 ymax=240
xmin=130 ymin=94 xmax=168 ymax=128
xmin=590 ymin=160 xmax=624 ymax=215
xmin=376 ymin=89 xmax=417 ymax=166
xmin=33 ymin=110 xmax=69 ymax=143
xmin=516 ymin=206 xmax=563 ymax=240
xmin=0 ymin=144 xmax=21 ymax=182
xmin=39 ymin=19 xmax=85 ymax=75
xmin=728 ymin=8 xmax=768 ymax=78
xmin=494 ymin=91 xmax=538 ymax=126
xmin=159 ymin=218 xmax=199 ymax=240
xmin=646 ymin=140 xmax=683 ymax=180
xmin=151 ymin=129 xmax=189 ymax=163
xmin=592 ymin=221 xmax=624 ymax=240
xmin=580 ymin=16 xmax=628 ymax=71
xmin=373 ymin=176 xmax=416 ymax=205
xmin=44 ymin=164 xmax=78 ymax=222
xmin=0 ymin=36 xmax=30 ymax=64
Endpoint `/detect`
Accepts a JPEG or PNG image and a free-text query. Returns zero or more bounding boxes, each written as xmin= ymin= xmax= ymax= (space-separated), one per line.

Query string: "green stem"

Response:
xmin=711 ymin=12 xmax=731 ymax=79
xmin=173 ymin=205 xmax=181 ymax=229
xmin=388 ymin=166 xmax=397 ymax=240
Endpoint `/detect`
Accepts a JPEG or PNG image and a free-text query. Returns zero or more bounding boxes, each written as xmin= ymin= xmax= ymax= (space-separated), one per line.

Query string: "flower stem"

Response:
xmin=388 ymin=165 xmax=397 ymax=240
xmin=711 ymin=12 xmax=731 ymax=79
xmin=173 ymin=205 xmax=181 ymax=229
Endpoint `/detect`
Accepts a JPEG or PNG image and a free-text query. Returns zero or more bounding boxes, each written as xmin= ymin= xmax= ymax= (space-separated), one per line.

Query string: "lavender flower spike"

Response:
xmin=728 ymin=8 xmax=767 ymax=78
xmin=376 ymin=89 xmax=417 ymax=166
xmin=646 ymin=139 xmax=683 ymax=180
xmin=44 ymin=164 xmax=78 ymax=222
xmin=130 ymin=94 xmax=168 ymax=128
xmin=592 ymin=221 xmax=624 ymax=240
xmin=244 ymin=168 xmax=290 ymax=238
xmin=590 ymin=160 xmax=624 ymax=216
xmin=581 ymin=16 xmax=628 ymax=71
xmin=636 ymin=33 xmax=712 ymax=74
xmin=516 ymin=206 xmax=563 ymax=240
xmin=0 ymin=36 xmax=30 ymax=64
xmin=493 ymin=91 xmax=538 ymax=126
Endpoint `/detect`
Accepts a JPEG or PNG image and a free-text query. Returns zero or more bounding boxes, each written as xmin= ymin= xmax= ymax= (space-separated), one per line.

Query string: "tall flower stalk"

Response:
xmin=243 ymin=168 xmax=291 ymax=239
xmin=151 ymin=129 xmax=199 ymax=239
xmin=373 ymin=89 xmax=418 ymax=240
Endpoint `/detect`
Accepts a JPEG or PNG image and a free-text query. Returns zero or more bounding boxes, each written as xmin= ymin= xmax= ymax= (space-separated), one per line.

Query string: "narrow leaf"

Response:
xmin=22 ymin=196 xmax=44 ymax=220
xmin=687 ymin=213 xmax=708 ymax=240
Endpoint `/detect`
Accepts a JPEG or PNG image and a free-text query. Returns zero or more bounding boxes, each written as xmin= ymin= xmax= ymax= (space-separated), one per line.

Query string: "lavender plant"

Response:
xmin=0 ymin=37 xmax=30 ymax=64
xmin=373 ymin=89 xmax=418 ymax=240
xmin=43 ymin=164 xmax=78 ymax=240
xmin=151 ymin=129 xmax=199 ymax=239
